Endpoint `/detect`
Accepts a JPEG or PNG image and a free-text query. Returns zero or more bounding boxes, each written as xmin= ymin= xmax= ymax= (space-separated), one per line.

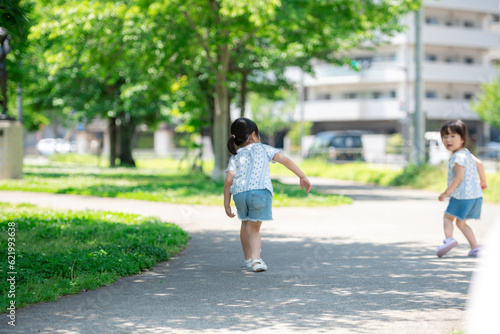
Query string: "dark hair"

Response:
xmin=227 ymin=118 xmax=259 ymax=155
xmin=440 ymin=120 xmax=468 ymax=147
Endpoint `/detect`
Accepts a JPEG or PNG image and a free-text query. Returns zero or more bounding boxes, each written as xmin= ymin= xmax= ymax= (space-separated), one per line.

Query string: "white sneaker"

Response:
xmin=243 ymin=249 xmax=261 ymax=268
xmin=251 ymin=258 xmax=267 ymax=272
xmin=242 ymin=258 xmax=252 ymax=268
xmin=468 ymin=247 xmax=481 ymax=257
xmin=437 ymin=237 xmax=458 ymax=257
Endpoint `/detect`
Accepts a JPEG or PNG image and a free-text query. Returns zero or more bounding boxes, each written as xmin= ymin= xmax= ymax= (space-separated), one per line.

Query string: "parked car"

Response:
xmin=307 ymin=131 xmax=365 ymax=161
xmin=36 ymin=138 xmax=75 ymax=156
xmin=487 ymin=141 xmax=500 ymax=159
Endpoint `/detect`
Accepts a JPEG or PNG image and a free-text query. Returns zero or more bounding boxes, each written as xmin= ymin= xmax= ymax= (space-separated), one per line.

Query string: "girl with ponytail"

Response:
xmin=224 ymin=118 xmax=311 ymax=272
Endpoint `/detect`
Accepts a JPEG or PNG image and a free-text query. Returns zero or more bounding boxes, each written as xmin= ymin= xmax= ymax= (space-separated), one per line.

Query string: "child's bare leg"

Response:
xmin=240 ymin=221 xmax=251 ymax=260
xmin=444 ymin=214 xmax=455 ymax=239
xmin=246 ymin=220 xmax=262 ymax=261
xmin=455 ymin=219 xmax=479 ymax=249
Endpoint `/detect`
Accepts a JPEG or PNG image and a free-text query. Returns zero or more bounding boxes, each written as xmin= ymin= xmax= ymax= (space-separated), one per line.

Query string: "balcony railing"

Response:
xmin=424 ymin=99 xmax=480 ymax=120
xmin=309 ymin=62 xmax=496 ymax=85
xmin=425 ymin=0 xmax=500 ymax=14
xmin=295 ymin=99 xmax=404 ymax=122
xmin=423 ymin=25 xmax=500 ymax=48
xmin=295 ymin=98 xmax=480 ymax=122
xmin=423 ymin=63 xmax=497 ymax=84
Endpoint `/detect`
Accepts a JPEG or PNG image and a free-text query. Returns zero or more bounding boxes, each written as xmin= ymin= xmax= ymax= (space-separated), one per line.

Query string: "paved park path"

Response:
xmin=1 ymin=178 xmax=499 ymax=334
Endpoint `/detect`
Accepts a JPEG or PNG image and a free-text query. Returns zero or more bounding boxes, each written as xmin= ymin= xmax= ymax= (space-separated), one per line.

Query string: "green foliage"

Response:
xmin=166 ymin=0 xmax=422 ymax=177
xmin=0 ymin=203 xmax=188 ymax=309
xmin=28 ymin=0 xmax=172 ymax=120
xmin=0 ymin=0 xmax=30 ymax=36
xmin=386 ymin=133 xmax=404 ymax=154
xmin=390 ymin=164 xmax=447 ymax=190
xmin=10 ymin=0 xmax=421 ymax=173
xmin=288 ymin=121 xmax=313 ymax=148
xmin=471 ymin=70 xmax=500 ymax=128
xmin=271 ymin=160 xmax=401 ymax=186
xmin=0 ymin=163 xmax=351 ymax=207
xmin=249 ymin=90 xmax=296 ymax=145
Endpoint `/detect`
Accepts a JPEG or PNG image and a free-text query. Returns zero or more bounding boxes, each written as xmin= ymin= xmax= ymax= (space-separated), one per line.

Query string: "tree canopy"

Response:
xmin=7 ymin=0 xmax=421 ymax=173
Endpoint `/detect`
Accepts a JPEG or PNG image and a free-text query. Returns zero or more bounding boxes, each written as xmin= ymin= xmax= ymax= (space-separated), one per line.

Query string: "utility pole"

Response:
xmin=404 ymin=28 xmax=414 ymax=165
xmin=414 ymin=9 xmax=426 ymax=165
xmin=299 ymin=69 xmax=305 ymax=158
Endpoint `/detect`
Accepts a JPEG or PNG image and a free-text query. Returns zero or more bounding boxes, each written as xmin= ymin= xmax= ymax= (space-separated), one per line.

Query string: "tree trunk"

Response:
xmin=197 ymin=76 xmax=215 ymax=157
xmin=108 ymin=117 xmax=117 ymax=167
xmin=240 ymin=71 xmax=248 ymax=118
xmin=212 ymin=71 xmax=230 ymax=180
xmin=118 ymin=114 xmax=136 ymax=167
xmin=210 ymin=19 xmax=231 ymax=180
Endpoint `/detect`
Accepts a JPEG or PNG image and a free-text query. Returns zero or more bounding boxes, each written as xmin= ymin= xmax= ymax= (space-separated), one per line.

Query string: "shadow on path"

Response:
xmin=9 ymin=230 xmax=474 ymax=333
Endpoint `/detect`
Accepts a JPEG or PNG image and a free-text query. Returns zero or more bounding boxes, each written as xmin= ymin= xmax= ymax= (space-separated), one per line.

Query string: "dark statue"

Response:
xmin=0 ymin=27 xmax=11 ymax=117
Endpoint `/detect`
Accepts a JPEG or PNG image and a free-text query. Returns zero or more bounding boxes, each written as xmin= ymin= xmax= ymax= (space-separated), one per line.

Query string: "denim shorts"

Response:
xmin=445 ymin=197 xmax=482 ymax=221
xmin=233 ymin=189 xmax=273 ymax=222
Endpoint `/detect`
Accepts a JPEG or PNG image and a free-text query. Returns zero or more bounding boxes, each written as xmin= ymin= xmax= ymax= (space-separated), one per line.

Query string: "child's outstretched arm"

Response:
xmin=439 ymin=163 xmax=464 ymax=201
xmin=272 ymin=153 xmax=311 ymax=193
xmin=472 ymin=155 xmax=488 ymax=189
xmin=224 ymin=171 xmax=236 ymax=218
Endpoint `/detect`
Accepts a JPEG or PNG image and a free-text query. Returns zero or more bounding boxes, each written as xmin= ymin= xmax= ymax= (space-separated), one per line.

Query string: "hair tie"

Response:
xmin=232 ymin=135 xmax=235 ymax=139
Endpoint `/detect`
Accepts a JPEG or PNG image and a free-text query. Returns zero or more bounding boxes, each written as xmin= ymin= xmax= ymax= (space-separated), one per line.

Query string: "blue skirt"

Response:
xmin=445 ymin=197 xmax=482 ymax=221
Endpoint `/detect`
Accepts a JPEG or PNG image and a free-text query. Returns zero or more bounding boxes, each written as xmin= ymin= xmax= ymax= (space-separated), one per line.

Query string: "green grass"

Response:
xmin=0 ymin=164 xmax=351 ymax=207
xmin=0 ymin=202 xmax=189 ymax=310
xmin=271 ymin=159 xmax=403 ymax=186
xmin=49 ymin=153 xmax=215 ymax=172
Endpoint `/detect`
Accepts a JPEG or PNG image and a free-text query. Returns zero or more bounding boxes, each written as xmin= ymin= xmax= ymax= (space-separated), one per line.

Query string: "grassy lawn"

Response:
xmin=15 ymin=154 xmax=500 ymax=203
xmin=0 ymin=202 xmax=188 ymax=309
xmin=0 ymin=162 xmax=352 ymax=207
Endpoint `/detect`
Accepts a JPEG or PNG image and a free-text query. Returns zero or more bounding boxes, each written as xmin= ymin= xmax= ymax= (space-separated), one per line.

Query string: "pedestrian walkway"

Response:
xmin=1 ymin=178 xmax=499 ymax=333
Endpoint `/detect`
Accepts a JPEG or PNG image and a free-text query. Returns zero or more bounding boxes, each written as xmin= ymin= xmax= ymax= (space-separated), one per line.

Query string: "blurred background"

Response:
xmin=1 ymin=0 xmax=499 ymax=176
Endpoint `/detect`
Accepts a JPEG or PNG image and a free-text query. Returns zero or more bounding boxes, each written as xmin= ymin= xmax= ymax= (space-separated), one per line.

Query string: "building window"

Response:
xmin=390 ymin=91 xmax=396 ymax=98
xmin=493 ymin=15 xmax=500 ymax=22
xmin=463 ymin=21 xmax=475 ymax=28
xmin=445 ymin=94 xmax=452 ymax=100
xmin=444 ymin=57 xmax=453 ymax=63
xmin=425 ymin=54 xmax=438 ymax=62
xmin=343 ymin=93 xmax=357 ymax=99
xmin=425 ymin=17 xmax=439 ymax=25
xmin=318 ymin=93 xmax=331 ymax=100
xmin=372 ymin=92 xmax=382 ymax=99
xmin=425 ymin=91 xmax=437 ymax=99
xmin=464 ymin=93 xmax=474 ymax=100
xmin=464 ymin=57 xmax=474 ymax=64
xmin=445 ymin=21 xmax=454 ymax=26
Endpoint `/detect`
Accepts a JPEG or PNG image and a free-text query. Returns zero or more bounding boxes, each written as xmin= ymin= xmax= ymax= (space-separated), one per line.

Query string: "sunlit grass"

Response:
xmin=25 ymin=154 xmax=500 ymax=203
xmin=0 ymin=202 xmax=188 ymax=309
xmin=0 ymin=163 xmax=351 ymax=207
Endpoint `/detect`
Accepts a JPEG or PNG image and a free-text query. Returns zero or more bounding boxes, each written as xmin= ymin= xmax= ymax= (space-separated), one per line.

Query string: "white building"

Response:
xmin=293 ymin=0 xmax=500 ymax=146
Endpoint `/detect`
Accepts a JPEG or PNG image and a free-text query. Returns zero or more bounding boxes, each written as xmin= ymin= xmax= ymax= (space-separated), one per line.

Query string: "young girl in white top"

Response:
xmin=224 ymin=118 xmax=311 ymax=272
xmin=437 ymin=120 xmax=487 ymax=257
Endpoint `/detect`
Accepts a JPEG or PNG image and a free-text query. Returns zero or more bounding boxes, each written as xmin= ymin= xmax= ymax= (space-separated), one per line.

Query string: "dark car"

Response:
xmin=307 ymin=131 xmax=366 ymax=161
